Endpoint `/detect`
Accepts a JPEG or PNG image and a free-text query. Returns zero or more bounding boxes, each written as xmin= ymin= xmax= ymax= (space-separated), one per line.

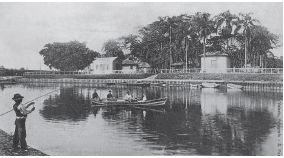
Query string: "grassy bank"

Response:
xmin=156 ymin=73 xmax=283 ymax=82
xmin=24 ymin=73 xmax=154 ymax=79
xmin=23 ymin=73 xmax=283 ymax=82
xmin=0 ymin=129 xmax=48 ymax=156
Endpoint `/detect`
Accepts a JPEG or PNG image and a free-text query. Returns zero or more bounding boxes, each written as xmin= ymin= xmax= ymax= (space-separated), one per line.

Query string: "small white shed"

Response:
xmin=200 ymin=52 xmax=230 ymax=73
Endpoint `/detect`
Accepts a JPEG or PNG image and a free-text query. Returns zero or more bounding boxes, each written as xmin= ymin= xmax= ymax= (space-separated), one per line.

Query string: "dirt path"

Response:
xmin=0 ymin=129 xmax=48 ymax=156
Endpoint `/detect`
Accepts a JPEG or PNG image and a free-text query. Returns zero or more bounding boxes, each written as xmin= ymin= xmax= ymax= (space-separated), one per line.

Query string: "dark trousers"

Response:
xmin=12 ymin=119 xmax=27 ymax=149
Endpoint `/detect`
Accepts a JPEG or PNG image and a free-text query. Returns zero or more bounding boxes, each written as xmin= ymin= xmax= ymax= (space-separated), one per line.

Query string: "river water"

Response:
xmin=0 ymin=83 xmax=282 ymax=156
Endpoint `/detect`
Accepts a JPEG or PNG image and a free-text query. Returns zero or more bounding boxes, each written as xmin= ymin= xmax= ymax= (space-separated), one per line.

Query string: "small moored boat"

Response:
xmin=201 ymin=82 xmax=220 ymax=88
xmin=190 ymin=84 xmax=202 ymax=89
xmin=151 ymin=82 xmax=166 ymax=87
xmin=91 ymin=97 xmax=167 ymax=107
xmin=227 ymin=83 xmax=244 ymax=89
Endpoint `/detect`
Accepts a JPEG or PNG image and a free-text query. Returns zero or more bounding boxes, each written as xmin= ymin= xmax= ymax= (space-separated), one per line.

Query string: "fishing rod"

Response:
xmin=0 ymin=88 xmax=63 ymax=117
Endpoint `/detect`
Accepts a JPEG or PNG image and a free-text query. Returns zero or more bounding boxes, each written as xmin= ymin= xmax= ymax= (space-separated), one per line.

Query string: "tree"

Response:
xmin=39 ymin=41 xmax=100 ymax=71
xmin=236 ymin=13 xmax=259 ymax=69
xmin=214 ymin=11 xmax=239 ymax=55
xmin=249 ymin=25 xmax=280 ymax=68
xmin=102 ymin=11 xmax=280 ymax=70
xmin=189 ymin=12 xmax=215 ymax=71
xmin=102 ymin=39 xmax=125 ymax=60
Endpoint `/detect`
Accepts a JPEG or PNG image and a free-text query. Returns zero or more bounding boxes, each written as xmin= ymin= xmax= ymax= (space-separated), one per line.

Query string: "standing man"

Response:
xmin=12 ymin=93 xmax=35 ymax=150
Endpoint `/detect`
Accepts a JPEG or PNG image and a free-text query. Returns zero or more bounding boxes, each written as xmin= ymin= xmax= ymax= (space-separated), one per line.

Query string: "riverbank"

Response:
xmin=22 ymin=73 xmax=283 ymax=82
xmin=0 ymin=129 xmax=48 ymax=156
xmin=156 ymin=73 xmax=283 ymax=82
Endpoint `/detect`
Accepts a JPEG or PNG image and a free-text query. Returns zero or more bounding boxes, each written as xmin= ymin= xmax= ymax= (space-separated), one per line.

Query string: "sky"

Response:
xmin=0 ymin=2 xmax=282 ymax=70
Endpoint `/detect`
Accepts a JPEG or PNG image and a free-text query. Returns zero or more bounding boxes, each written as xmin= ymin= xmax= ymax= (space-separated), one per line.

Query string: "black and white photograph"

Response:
xmin=0 ymin=2 xmax=282 ymax=156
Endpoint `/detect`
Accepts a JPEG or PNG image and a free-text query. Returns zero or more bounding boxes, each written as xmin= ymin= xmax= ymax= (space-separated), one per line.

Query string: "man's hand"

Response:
xmin=31 ymin=107 xmax=35 ymax=111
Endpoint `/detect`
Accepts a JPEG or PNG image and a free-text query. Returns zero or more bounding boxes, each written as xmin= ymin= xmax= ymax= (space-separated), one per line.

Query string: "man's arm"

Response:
xmin=25 ymin=102 xmax=35 ymax=108
xmin=19 ymin=104 xmax=35 ymax=115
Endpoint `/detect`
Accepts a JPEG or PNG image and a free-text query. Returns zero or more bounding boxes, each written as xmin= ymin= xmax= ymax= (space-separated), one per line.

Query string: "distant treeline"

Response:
xmin=0 ymin=68 xmax=25 ymax=76
xmin=101 ymin=10 xmax=282 ymax=70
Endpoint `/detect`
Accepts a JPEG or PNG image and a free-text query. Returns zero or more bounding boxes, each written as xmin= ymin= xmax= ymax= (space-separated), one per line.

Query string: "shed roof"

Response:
xmin=94 ymin=57 xmax=118 ymax=62
xmin=138 ymin=62 xmax=151 ymax=68
xmin=122 ymin=59 xmax=139 ymax=65
xmin=200 ymin=52 xmax=228 ymax=57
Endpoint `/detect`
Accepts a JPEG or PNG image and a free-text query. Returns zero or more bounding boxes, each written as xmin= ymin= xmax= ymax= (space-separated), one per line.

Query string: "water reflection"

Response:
xmin=2 ymin=83 xmax=280 ymax=156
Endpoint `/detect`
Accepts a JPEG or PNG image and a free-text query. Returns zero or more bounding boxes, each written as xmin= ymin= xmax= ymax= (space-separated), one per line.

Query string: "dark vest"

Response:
xmin=13 ymin=104 xmax=26 ymax=117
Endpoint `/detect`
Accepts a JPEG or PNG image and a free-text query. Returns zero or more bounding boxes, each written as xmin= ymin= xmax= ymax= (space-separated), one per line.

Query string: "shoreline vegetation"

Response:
xmin=22 ymin=73 xmax=283 ymax=82
xmin=0 ymin=129 xmax=48 ymax=156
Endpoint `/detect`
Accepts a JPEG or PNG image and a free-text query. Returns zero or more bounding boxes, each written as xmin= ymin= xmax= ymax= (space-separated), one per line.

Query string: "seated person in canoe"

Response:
xmin=92 ymin=89 xmax=101 ymax=101
xmin=137 ymin=94 xmax=147 ymax=102
xmin=124 ymin=91 xmax=132 ymax=102
xmin=107 ymin=90 xmax=113 ymax=98
xmin=107 ymin=90 xmax=116 ymax=101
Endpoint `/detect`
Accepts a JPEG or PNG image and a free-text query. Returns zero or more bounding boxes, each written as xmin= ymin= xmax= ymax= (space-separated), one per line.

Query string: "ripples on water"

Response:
xmin=0 ymin=82 xmax=282 ymax=156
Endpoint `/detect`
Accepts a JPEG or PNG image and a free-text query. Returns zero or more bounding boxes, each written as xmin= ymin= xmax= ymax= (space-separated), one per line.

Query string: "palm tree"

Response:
xmin=190 ymin=12 xmax=215 ymax=72
xmin=214 ymin=10 xmax=239 ymax=55
xmin=249 ymin=25 xmax=279 ymax=68
xmin=236 ymin=13 xmax=259 ymax=69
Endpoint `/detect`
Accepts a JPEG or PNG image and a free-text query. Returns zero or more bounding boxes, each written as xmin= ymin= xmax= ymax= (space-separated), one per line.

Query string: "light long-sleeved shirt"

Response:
xmin=124 ymin=94 xmax=132 ymax=100
xmin=18 ymin=104 xmax=33 ymax=115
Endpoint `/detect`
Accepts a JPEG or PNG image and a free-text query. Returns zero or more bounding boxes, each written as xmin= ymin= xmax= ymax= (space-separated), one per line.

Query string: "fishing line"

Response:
xmin=0 ymin=88 xmax=63 ymax=117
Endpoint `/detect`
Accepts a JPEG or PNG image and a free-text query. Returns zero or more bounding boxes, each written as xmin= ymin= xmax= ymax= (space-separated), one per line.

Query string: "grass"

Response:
xmin=23 ymin=73 xmax=282 ymax=82
xmin=24 ymin=73 xmax=154 ymax=79
xmin=156 ymin=73 xmax=283 ymax=82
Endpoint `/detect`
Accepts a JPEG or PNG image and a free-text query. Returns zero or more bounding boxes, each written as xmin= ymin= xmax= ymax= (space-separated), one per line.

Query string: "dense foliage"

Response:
xmin=39 ymin=41 xmax=100 ymax=71
xmin=0 ymin=66 xmax=25 ymax=76
xmin=103 ymin=11 xmax=281 ymax=70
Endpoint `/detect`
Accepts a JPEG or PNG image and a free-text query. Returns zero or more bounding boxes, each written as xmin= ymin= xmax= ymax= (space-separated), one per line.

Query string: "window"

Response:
xmin=106 ymin=64 xmax=108 ymax=70
xmin=100 ymin=64 xmax=105 ymax=71
xmin=96 ymin=65 xmax=98 ymax=70
xmin=211 ymin=60 xmax=217 ymax=68
xmin=130 ymin=65 xmax=133 ymax=69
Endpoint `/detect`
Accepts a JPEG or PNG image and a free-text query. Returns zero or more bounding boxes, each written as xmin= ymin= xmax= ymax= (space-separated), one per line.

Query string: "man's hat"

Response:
xmin=127 ymin=91 xmax=130 ymax=93
xmin=12 ymin=93 xmax=24 ymax=100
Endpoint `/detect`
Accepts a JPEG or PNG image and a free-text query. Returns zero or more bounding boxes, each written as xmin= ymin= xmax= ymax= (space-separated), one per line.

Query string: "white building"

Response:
xmin=90 ymin=57 xmax=122 ymax=74
xmin=200 ymin=52 xmax=230 ymax=73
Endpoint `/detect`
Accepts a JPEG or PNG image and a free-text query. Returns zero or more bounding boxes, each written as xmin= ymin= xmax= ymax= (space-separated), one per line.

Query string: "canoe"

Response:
xmin=227 ymin=83 xmax=244 ymax=89
xmin=201 ymin=82 xmax=220 ymax=88
xmin=190 ymin=84 xmax=202 ymax=88
xmin=91 ymin=97 xmax=168 ymax=107
xmin=151 ymin=82 xmax=166 ymax=87
xmin=106 ymin=82 xmax=116 ymax=85
xmin=106 ymin=82 xmax=150 ymax=86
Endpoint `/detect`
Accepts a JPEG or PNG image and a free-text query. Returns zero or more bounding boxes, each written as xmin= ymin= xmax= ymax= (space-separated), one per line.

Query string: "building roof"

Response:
xmin=122 ymin=59 xmax=139 ymax=65
xmin=138 ymin=62 xmax=151 ymax=68
xmin=94 ymin=57 xmax=118 ymax=62
xmin=200 ymin=52 xmax=228 ymax=57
